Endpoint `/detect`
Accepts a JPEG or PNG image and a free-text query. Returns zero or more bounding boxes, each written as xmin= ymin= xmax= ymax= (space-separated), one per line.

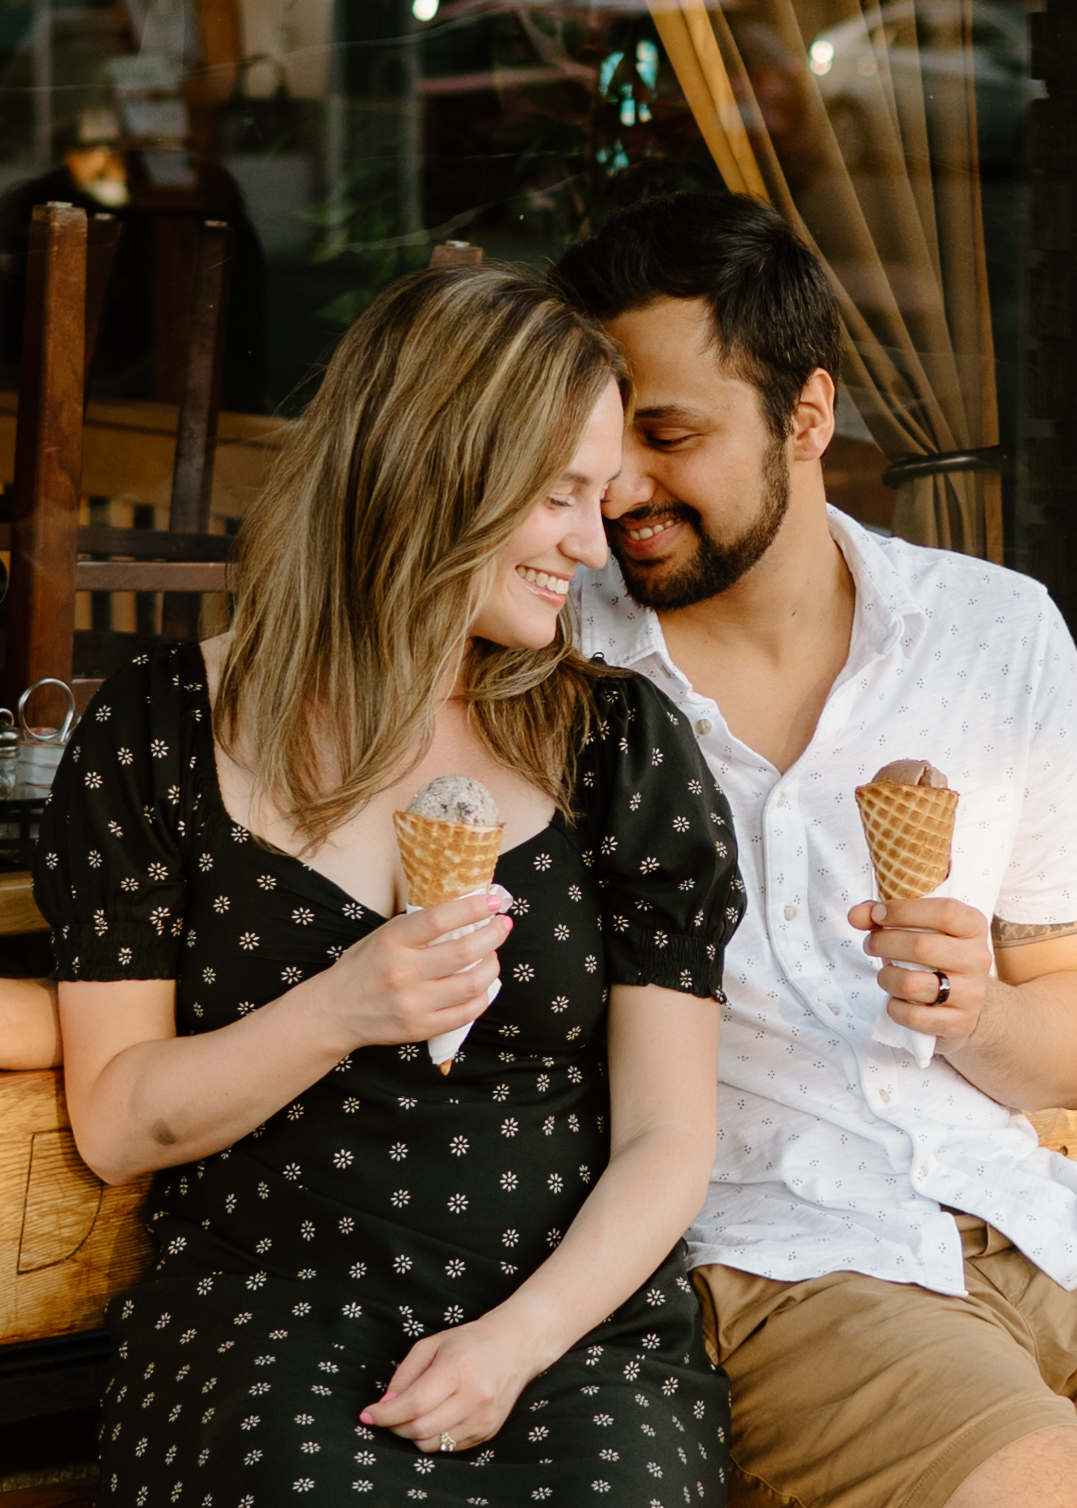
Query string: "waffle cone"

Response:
xmin=855 ymin=781 xmax=958 ymax=901
xmin=393 ymin=810 xmax=503 ymax=908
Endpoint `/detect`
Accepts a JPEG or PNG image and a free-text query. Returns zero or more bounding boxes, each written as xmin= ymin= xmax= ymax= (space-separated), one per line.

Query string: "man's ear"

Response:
xmin=791 ymin=368 xmax=836 ymax=463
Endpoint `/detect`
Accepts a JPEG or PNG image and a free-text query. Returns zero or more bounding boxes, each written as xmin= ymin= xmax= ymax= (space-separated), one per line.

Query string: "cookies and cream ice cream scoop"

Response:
xmin=394 ymin=776 xmax=506 ymax=1074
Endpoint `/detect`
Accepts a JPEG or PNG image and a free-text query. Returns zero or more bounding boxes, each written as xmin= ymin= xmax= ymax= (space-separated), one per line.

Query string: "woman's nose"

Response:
xmin=566 ymin=498 xmax=610 ymax=571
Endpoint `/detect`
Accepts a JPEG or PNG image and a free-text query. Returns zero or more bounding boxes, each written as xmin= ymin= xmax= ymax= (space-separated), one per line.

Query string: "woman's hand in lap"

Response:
xmin=316 ymin=893 xmax=511 ymax=1052
xmin=359 ymin=1310 xmax=544 ymax=1452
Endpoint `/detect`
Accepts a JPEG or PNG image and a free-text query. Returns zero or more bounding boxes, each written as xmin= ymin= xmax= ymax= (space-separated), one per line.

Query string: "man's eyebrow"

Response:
xmin=634 ymin=404 xmax=709 ymax=424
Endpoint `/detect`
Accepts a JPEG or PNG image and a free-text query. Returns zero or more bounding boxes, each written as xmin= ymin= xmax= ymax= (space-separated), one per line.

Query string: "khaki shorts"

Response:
xmin=693 ymin=1217 xmax=1077 ymax=1508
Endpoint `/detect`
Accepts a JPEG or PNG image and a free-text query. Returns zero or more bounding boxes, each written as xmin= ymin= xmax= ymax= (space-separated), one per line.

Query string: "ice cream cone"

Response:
xmin=393 ymin=810 xmax=503 ymax=908
xmin=855 ymin=780 xmax=958 ymax=901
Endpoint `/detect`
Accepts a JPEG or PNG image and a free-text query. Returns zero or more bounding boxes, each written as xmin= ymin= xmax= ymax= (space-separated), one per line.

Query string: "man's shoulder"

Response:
xmin=838 ymin=515 xmax=1059 ymax=644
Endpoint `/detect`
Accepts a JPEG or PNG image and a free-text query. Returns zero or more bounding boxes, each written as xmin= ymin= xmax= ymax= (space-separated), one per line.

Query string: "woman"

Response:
xmin=35 ymin=267 xmax=743 ymax=1506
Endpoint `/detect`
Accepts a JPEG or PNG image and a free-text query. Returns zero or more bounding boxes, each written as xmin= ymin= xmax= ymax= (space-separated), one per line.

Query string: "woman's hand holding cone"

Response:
xmin=848 ymin=897 xmax=993 ymax=1051
xmin=316 ymin=894 xmax=511 ymax=1053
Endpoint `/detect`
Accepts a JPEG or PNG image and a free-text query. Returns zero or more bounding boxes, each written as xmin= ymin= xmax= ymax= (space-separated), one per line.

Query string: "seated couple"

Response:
xmin=19 ymin=194 xmax=1077 ymax=1508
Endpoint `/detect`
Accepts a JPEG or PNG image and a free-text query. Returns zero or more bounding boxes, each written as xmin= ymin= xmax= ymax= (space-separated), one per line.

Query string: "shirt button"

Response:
xmin=918 ymin=1162 xmax=931 ymax=1178
xmin=776 ymin=793 xmax=787 ymax=808
xmin=879 ymin=1089 xmax=891 ymax=1104
xmin=783 ymin=904 xmax=797 ymax=920
xmin=827 ymin=1002 xmax=841 ymax=1015
xmin=696 ymin=718 xmax=712 ymax=736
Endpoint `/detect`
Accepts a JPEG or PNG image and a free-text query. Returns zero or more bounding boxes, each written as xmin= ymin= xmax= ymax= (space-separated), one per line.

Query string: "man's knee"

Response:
xmin=945 ymin=1425 xmax=1077 ymax=1508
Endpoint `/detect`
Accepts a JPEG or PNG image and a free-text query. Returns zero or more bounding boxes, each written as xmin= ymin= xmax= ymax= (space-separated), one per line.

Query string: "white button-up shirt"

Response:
xmin=577 ymin=508 xmax=1077 ymax=1294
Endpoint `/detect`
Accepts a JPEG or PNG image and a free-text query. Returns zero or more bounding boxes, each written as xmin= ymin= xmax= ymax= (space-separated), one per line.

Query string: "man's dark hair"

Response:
xmin=554 ymin=193 xmax=843 ymax=441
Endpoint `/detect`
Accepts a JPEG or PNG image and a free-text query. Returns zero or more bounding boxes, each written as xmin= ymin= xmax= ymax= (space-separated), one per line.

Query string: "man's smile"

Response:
xmin=610 ymin=512 xmax=690 ymax=562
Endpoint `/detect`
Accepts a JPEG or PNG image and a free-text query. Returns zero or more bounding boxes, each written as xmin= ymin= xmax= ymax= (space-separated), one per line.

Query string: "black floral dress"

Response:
xmin=34 ymin=642 xmax=745 ymax=1508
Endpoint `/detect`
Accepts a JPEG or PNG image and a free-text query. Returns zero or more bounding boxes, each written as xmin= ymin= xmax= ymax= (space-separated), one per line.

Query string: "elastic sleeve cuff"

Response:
xmin=49 ymin=920 xmax=183 ymax=982
xmin=603 ymin=918 xmax=727 ymax=1001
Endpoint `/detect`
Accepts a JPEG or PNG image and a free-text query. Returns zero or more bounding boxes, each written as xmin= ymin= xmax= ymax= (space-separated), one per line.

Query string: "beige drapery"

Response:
xmin=647 ymin=0 xmax=1002 ymax=561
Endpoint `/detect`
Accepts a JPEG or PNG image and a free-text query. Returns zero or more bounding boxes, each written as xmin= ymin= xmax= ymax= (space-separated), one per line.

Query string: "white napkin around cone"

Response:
xmin=405 ymin=882 xmax=514 ymax=1069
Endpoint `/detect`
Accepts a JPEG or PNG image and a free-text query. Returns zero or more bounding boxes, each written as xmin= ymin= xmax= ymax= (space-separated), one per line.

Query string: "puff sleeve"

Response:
xmin=574 ymin=672 xmax=745 ymax=999
xmin=32 ymin=644 xmax=203 ymax=981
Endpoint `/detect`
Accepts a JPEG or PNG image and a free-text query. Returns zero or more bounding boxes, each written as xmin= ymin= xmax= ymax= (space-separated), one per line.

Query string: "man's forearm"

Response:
xmin=941 ymin=971 xmax=1077 ymax=1111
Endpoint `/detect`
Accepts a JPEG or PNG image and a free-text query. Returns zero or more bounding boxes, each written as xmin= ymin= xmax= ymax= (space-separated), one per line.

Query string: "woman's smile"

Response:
xmin=514 ymin=563 xmax=573 ymax=601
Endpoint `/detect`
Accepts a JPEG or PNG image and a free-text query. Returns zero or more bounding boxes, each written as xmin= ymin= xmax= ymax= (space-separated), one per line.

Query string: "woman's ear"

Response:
xmin=791 ymin=368 xmax=836 ymax=464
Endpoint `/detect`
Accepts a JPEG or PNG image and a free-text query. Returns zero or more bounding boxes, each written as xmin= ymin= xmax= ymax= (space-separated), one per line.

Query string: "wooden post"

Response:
xmin=3 ymin=203 xmax=86 ymax=719
xmin=162 ymin=220 xmax=234 ymax=640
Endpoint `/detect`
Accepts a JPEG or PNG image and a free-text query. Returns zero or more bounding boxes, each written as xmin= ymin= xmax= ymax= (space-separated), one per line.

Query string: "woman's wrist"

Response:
xmin=482 ymin=1288 xmax=575 ymax=1377
xmin=278 ymin=963 xmax=369 ymax=1064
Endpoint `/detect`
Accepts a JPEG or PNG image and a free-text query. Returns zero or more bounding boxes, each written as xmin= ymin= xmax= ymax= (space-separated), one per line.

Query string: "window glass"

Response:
xmin=0 ymin=2 xmax=1072 ymax=630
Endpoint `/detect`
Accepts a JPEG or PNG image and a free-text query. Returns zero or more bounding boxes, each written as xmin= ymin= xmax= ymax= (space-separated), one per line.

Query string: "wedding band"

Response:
xmin=440 ymin=1432 xmax=456 ymax=1452
xmin=932 ymin=970 xmax=951 ymax=1006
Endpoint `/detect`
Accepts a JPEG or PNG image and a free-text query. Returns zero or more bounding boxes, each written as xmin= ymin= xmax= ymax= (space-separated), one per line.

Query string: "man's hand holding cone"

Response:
xmin=850 ymin=759 xmax=992 ymax=1059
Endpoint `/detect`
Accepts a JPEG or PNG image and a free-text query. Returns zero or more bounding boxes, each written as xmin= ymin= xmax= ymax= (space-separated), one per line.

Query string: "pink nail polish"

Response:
xmin=502 ymin=916 xmax=513 ymax=932
xmin=359 ymin=1410 xmax=375 ymax=1425
xmin=487 ymin=894 xmax=501 ymax=911
xmin=380 ymin=1390 xmax=397 ymax=1402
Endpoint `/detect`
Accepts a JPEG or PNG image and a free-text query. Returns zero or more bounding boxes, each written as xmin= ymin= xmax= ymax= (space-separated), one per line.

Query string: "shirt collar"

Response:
xmin=578 ymin=508 xmax=930 ymax=679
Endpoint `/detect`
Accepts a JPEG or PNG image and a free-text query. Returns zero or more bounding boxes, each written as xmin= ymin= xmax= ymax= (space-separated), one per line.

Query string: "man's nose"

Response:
xmin=603 ymin=446 xmax=655 ymax=519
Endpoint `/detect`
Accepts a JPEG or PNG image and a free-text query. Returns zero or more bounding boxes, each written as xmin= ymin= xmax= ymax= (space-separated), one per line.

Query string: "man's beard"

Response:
xmin=609 ymin=434 xmax=791 ymax=611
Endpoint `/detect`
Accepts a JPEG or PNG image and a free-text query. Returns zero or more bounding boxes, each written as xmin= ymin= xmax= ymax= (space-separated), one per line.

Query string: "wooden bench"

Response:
xmin=0 ymin=1069 xmax=151 ymax=1500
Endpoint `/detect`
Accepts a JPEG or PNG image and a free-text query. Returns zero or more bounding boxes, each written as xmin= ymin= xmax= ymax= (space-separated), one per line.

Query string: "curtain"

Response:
xmin=648 ymin=0 xmax=1003 ymax=562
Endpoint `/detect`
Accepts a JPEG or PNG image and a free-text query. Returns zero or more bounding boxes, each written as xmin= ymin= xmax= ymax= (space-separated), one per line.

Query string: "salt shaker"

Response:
xmin=0 ymin=710 xmax=18 ymax=794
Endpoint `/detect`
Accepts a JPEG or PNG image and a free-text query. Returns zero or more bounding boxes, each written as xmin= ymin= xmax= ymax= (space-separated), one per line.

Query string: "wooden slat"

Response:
xmin=76 ymin=525 xmax=231 ymax=560
xmin=0 ymin=524 xmax=232 ymax=560
xmin=0 ymin=1071 xmax=152 ymax=1346
xmin=3 ymin=205 xmax=86 ymax=712
xmin=0 ymin=875 xmax=48 ymax=938
xmin=75 ymin=560 xmax=228 ymax=593
xmin=83 ymin=215 xmax=122 ymax=389
xmin=164 ymin=220 xmax=235 ymax=639
xmin=169 ymin=222 xmax=234 ymax=536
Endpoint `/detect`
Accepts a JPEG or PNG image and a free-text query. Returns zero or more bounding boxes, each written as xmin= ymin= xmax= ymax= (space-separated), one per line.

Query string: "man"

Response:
xmin=557 ymin=193 xmax=1077 ymax=1508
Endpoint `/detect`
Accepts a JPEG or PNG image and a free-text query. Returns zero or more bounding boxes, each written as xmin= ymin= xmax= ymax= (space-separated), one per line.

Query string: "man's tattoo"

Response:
xmin=991 ymin=915 xmax=1077 ymax=948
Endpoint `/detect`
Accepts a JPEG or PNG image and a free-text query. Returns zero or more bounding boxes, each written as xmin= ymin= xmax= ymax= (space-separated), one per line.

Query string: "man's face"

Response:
xmin=602 ymin=296 xmax=791 ymax=610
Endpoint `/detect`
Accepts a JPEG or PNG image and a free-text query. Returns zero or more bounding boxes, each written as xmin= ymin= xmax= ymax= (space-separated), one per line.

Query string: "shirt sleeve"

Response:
xmin=995 ymin=593 xmax=1077 ymax=925
xmin=32 ymin=646 xmax=197 ymax=981
xmin=576 ymin=672 xmax=746 ymax=998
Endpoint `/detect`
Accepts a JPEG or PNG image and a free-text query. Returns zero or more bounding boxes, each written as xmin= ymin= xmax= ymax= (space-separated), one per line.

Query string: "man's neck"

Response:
xmin=656 ymin=502 xmax=856 ymax=774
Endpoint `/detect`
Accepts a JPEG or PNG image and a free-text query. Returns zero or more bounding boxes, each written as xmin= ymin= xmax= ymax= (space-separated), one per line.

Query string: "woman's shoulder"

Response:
xmin=583 ymin=666 xmax=694 ymax=747
xmin=88 ymin=640 xmax=207 ymax=725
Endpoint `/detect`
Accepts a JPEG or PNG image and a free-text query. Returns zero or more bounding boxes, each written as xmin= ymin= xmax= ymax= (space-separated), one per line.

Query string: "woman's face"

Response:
xmin=470 ymin=378 xmax=624 ymax=650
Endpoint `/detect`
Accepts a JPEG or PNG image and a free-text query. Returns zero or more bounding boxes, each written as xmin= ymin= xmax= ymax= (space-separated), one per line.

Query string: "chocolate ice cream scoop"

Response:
xmin=872 ymin=759 xmax=949 ymax=789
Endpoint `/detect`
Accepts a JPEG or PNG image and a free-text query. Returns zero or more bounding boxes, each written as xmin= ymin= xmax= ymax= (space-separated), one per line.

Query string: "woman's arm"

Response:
xmin=61 ymin=895 xmax=511 ymax=1185
xmin=364 ymin=981 xmax=719 ymax=1451
xmin=0 ymin=978 xmax=61 ymax=1069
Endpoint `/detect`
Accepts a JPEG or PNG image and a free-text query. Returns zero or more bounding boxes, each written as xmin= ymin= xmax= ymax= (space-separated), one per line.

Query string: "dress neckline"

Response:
xmin=179 ymin=640 xmax=567 ymax=923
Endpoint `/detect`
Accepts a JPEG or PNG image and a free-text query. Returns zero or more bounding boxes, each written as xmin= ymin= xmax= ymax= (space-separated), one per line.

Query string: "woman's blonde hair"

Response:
xmin=216 ymin=265 xmax=629 ymax=849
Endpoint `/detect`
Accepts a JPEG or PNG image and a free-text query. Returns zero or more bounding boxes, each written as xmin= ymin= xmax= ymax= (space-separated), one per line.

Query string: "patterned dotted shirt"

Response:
xmin=577 ymin=508 xmax=1077 ymax=1294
